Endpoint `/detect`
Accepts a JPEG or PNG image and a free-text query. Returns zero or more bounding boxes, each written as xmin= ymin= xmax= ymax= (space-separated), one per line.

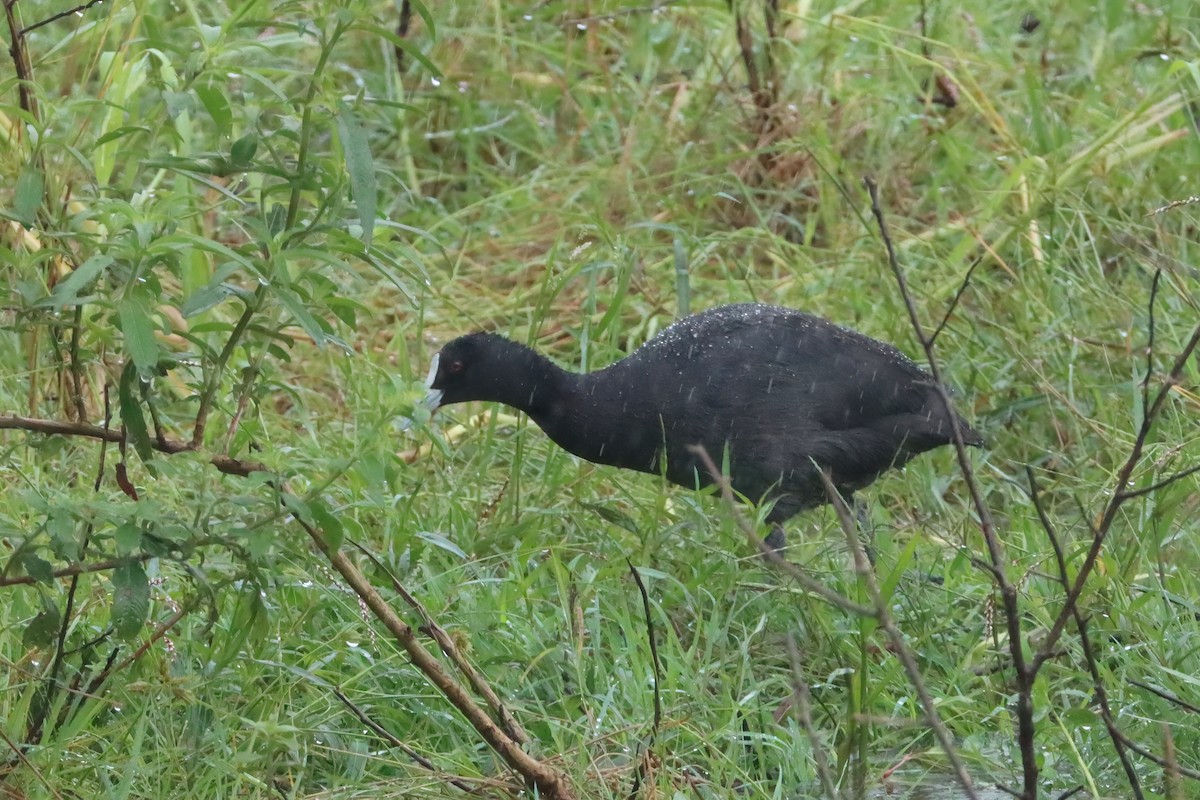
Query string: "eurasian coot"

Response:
xmin=421 ymin=303 xmax=982 ymax=546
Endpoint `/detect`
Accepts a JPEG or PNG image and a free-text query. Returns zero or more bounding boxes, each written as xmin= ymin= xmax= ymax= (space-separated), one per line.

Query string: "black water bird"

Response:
xmin=421 ymin=303 xmax=982 ymax=547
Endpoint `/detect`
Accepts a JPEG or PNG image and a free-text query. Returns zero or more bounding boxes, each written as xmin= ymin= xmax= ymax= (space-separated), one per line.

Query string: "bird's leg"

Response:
xmin=763 ymin=524 xmax=787 ymax=552
xmin=851 ymin=496 xmax=877 ymax=567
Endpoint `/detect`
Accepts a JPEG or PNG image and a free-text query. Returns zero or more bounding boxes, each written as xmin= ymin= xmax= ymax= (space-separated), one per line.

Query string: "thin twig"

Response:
xmin=1032 ymin=320 xmax=1200 ymax=674
xmin=1162 ymin=724 xmax=1182 ymax=800
xmin=864 ymin=177 xmax=1023 ymax=799
xmin=19 ymin=0 xmax=107 ymax=35
xmin=785 ymin=633 xmax=841 ymax=800
xmin=728 ymin=1 xmax=762 ymax=109
xmin=625 ymin=560 xmax=662 ymax=800
xmin=4 ymin=0 xmax=39 ymax=120
xmin=929 ymin=256 xmax=983 ymax=348
xmin=394 ymin=0 xmax=413 ymax=73
xmin=0 ymin=726 xmax=64 ymax=800
xmin=1143 ymin=270 xmax=1162 ymax=415
xmin=1115 ymin=462 xmax=1200 ymax=502
xmin=192 ymin=289 xmax=264 ymax=448
xmin=0 ymin=555 xmax=153 ymax=588
xmin=626 ymin=560 xmax=662 ymax=734
xmin=1054 ymin=787 xmax=1087 ymax=800
xmin=95 ymin=603 xmax=192 ymax=685
xmin=292 ymin=509 xmax=577 ymax=800
xmin=815 ymin=468 xmax=979 ymax=800
xmin=26 ymin=387 xmax=113 ymax=745
xmin=68 ymin=305 xmax=87 ymax=423
xmin=1128 ymin=680 xmax=1200 ymax=715
xmin=1075 ymin=617 xmax=1146 ymax=799
xmin=1028 ymin=467 xmax=1143 ymax=800
xmin=330 ymin=685 xmax=486 ymax=794
xmin=1110 ymin=726 xmax=1200 ymax=780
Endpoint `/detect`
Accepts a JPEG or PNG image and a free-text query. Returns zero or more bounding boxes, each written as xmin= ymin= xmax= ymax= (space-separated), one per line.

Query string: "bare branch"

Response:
xmin=1115 ymin=462 xmax=1200 ymax=502
xmin=19 ymin=0 xmax=108 ymax=35
xmin=4 ymin=0 xmax=40 ymax=120
xmin=626 ymin=560 xmax=662 ymax=734
xmin=1033 ymin=320 xmax=1200 ymax=673
xmin=1128 ymin=680 xmax=1200 ymax=715
xmin=626 ymin=559 xmax=663 ymax=799
xmin=1110 ymin=726 xmax=1200 ymax=780
xmin=929 ymin=256 xmax=983 ymax=348
xmin=0 ymin=555 xmax=152 ymax=588
xmin=0 ymin=414 xmax=268 ymax=477
xmin=1143 ymin=270 xmax=1162 ymax=415
xmin=1031 ymin=465 xmax=1144 ymax=798
xmin=864 ymin=177 xmax=1029 ymax=798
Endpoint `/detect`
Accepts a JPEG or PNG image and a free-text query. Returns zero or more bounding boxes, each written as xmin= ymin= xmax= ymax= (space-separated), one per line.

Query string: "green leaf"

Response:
xmin=114 ymin=521 xmax=142 ymax=555
xmin=406 ymin=0 xmax=436 ymax=37
xmin=118 ymin=296 xmax=161 ymax=377
xmin=48 ymin=510 xmax=80 ymax=560
xmin=309 ymin=499 xmax=345 ymax=552
xmin=273 ymin=284 xmax=328 ymax=346
xmin=354 ymin=23 xmax=442 ymax=76
xmin=326 ymin=297 xmax=360 ymax=328
xmin=13 ymin=164 xmax=45 ymax=227
xmin=230 ymin=134 xmax=257 ymax=166
xmin=147 ymin=232 xmax=262 ymax=277
xmin=181 ymin=281 xmax=240 ymax=317
xmin=110 ymin=562 xmax=150 ymax=639
xmin=336 ymin=103 xmax=376 ymax=247
xmin=267 ymin=204 xmax=287 ymax=237
xmin=581 ymin=502 xmax=640 ymax=534
xmin=119 ymin=361 xmax=154 ymax=465
xmin=280 ymin=493 xmax=312 ymax=523
xmin=43 ymin=255 xmax=114 ymax=308
xmin=21 ymin=553 xmax=55 ymax=584
xmin=212 ymin=586 xmax=267 ymax=669
xmin=23 ymin=609 xmax=61 ymax=648
xmin=415 ymin=530 xmax=467 ymax=560
xmin=94 ymin=125 xmax=151 ymax=147
xmin=194 ymin=84 xmax=232 ymax=133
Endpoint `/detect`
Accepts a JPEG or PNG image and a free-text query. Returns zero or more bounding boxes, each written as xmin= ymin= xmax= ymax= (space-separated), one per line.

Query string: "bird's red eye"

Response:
xmin=448 ymin=360 xmax=464 ymax=375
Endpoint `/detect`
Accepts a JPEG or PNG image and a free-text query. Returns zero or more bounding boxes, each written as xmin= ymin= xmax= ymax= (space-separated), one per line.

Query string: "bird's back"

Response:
xmin=578 ymin=304 xmax=979 ymax=519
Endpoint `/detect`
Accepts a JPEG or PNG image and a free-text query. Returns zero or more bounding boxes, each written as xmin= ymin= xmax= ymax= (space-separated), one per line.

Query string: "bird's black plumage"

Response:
xmin=425 ymin=303 xmax=982 ymax=539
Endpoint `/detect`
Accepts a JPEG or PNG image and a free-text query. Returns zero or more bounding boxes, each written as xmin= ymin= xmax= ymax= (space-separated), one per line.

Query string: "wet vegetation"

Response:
xmin=1 ymin=1 xmax=1198 ymax=798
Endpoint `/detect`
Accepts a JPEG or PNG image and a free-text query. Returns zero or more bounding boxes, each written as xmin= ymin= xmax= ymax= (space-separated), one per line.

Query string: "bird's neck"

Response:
xmin=527 ymin=368 xmax=661 ymax=473
xmin=489 ymin=342 xmax=574 ymax=417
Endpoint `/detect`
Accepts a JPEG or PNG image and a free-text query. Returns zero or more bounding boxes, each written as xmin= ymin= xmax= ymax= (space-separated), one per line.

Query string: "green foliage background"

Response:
xmin=1 ymin=0 xmax=1198 ymax=797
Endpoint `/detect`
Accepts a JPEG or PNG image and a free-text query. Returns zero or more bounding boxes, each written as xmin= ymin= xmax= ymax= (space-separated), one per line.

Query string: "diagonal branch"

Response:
xmin=348 ymin=540 xmax=530 ymax=746
xmin=1031 ymin=321 xmax=1200 ymax=674
xmin=294 ymin=509 xmax=577 ymax=800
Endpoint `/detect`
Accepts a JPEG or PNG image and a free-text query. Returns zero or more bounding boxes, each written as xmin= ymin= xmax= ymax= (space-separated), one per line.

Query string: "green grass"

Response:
xmin=1 ymin=0 xmax=1199 ymax=798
